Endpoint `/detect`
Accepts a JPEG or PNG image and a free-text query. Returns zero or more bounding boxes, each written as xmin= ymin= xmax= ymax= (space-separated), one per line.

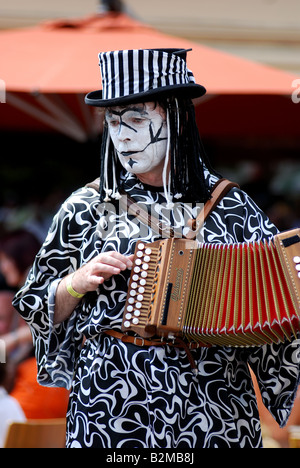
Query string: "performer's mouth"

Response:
xmin=121 ymin=151 xmax=139 ymax=157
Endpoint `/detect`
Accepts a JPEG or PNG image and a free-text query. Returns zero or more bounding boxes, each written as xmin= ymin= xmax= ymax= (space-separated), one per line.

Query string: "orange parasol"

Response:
xmin=0 ymin=12 xmax=298 ymax=141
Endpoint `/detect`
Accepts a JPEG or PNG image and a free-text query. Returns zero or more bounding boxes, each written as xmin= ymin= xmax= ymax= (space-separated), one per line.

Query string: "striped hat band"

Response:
xmin=85 ymin=48 xmax=206 ymax=107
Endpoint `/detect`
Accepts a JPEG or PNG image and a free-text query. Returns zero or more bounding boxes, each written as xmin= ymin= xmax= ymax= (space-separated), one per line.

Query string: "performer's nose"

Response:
xmin=117 ymin=124 xmax=132 ymax=142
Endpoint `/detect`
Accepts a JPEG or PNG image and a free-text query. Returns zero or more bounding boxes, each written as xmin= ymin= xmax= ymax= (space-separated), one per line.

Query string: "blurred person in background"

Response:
xmin=0 ymin=362 xmax=26 ymax=448
xmin=0 ymin=228 xmax=41 ymax=289
xmin=0 ymin=229 xmax=69 ymax=420
xmin=0 ymin=289 xmax=17 ymax=336
xmin=0 ymin=229 xmax=40 ymax=362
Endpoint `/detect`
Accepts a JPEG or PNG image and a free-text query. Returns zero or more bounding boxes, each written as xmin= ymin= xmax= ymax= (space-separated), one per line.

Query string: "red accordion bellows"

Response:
xmin=122 ymin=229 xmax=300 ymax=347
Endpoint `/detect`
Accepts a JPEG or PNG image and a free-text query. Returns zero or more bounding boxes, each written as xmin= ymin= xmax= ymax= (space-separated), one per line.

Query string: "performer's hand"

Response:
xmin=72 ymin=252 xmax=134 ymax=294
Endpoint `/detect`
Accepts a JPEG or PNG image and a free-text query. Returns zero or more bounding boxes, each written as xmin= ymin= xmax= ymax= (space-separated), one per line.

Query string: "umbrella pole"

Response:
xmin=7 ymin=92 xmax=88 ymax=142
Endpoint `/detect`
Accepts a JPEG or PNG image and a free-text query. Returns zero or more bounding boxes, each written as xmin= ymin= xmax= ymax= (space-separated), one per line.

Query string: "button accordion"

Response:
xmin=122 ymin=229 xmax=300 ymax=347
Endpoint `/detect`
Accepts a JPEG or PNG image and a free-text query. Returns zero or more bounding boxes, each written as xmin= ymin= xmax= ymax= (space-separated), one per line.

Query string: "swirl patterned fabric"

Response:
xmin=13 ymin=171 xmax=300 ymax=448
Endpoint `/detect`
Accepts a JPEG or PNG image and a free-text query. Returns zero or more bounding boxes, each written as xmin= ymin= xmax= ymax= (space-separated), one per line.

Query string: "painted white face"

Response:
xmin=105 ymin=102 xmax=168 ymax=175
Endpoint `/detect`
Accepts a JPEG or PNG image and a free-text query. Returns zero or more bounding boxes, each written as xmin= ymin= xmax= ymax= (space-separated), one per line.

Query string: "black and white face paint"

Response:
xmin=105 ymin=102 xmax=168 ymax=175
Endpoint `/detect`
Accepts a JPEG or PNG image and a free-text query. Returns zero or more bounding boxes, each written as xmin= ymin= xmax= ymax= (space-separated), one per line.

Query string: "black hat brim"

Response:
xmin=85 ymin=83 xmax=206 ymax=107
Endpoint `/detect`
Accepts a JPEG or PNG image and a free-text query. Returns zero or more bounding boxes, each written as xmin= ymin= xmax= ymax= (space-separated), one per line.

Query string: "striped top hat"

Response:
xmin=85 ymin=48 xmax=206 ymax=107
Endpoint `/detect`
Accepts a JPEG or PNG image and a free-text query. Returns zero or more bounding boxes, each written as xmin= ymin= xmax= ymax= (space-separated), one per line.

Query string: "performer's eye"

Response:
xmin=108 ymin=120 xmax=119 ymax=127
xmin=131 ymin=117 xmax=145 ymax=125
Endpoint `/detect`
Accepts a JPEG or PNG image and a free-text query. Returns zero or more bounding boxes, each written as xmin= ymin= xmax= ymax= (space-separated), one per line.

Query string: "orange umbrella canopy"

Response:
xmin=0 ymin=12 xmax=298 ymax=140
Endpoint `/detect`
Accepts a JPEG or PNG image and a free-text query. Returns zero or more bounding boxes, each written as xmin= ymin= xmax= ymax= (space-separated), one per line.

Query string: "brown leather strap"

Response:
xmin=86 ymin=177 xmax=239 ymax=239
xmin=201 ymin=178 xmax=240 ymax=223
xmin=104 ymin=329 xmax=202 ymax=349
xmin=104 ymin=329 xmax=164 ymax=347
xmin=103 ymin=329 xmax=209 ymax=374
xmin=86 ymin=179 xmax=170 ymax=236
xmin=86 ymin=178 xmax=100 ymax=191
xmin=186 ymin=178 xmax=240 ymax=239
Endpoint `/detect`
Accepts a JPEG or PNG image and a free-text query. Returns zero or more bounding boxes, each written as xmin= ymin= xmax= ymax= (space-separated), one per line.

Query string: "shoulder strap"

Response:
xmin=86 ymin=179 xmax=165 ymax=235
xmin=186 ymin=178 xmax=240 ymax=237
xmin=204 ymin=178 xmax=240 ymax=219
xmin=86 ymin=177 xmax=239 ymax=239
xmin=86 ymin=178 xmax=100 ymax=191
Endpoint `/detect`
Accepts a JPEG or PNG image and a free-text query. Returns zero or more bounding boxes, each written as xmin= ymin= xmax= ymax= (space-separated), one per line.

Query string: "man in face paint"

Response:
xmin=105 ymin=103 xmax=168 ymax=187
xmin=13 ymin=48 xmax=300 ymax=450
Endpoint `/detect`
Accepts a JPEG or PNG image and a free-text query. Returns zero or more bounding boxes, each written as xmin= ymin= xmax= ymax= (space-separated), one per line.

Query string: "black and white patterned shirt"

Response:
xmin=13 ymin=170 xmax=300 ymax=448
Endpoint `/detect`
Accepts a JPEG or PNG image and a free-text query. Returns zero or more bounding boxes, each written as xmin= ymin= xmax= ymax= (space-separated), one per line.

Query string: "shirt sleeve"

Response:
xmin=248 ymin=334 xmax=300 ymax=427
xmin=13 ymin=192 xmax=87 ymax=389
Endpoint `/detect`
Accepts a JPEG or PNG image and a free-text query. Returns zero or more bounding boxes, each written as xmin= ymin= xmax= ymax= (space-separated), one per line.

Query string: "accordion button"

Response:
xmin=138 ymin=243 xmax=145 ymax=250
xmin=134 ymin=310 xmax=141 ymax=317
xmin=139 ymin=279 xmax=146 ymax=286
xmin=132 ymin=318 xmax=139 ymax=325
xmin=137 ymin=251 xmax=143 ymax=258
xmin=293 ymin=256 xmax=300 ymax=263
xmin=136 ymin=300 xmax=143 ymax=306
xmin=125 ymin=313 xmax=132 ymax=320
xmin=131 ymin=282 xmax=138 ymax=289
xmin=145 ymin=248 xmax=152 ymax=255
xmin=128 ymin=297 xmax=135 ymax=304
xmin=142 ymin=264 xmax=149 ymax=270
xmin=132 ymin=274 xmax=139 ymax=281
xmin=135 ymin=259 xmax=142 ymax=265
xmin=124 ymin=321 xmax=131 ymax=328
xmin=127 ymin=305 xmax=134 ymax=312
xmin=134 ymin=266 xmax=140 ymax=273
xmin=130 ymin=290 xmax=136 ymax=297
xmin=144 ymin=256 xmax=150 ymax=263
xmin=296 ymin=264 xmax=300 ymax=271
xmin=141 ymin=271 xmax=148 ymax=278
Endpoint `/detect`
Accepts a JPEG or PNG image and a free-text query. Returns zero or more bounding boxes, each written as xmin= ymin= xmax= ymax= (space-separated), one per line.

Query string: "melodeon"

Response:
xmin=122 ymin=229 xmax=300 ymax=347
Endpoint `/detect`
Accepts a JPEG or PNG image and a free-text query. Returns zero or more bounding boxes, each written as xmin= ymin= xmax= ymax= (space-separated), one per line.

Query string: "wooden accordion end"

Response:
xmin=122 ymin=229 xmax=300 ymax=347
